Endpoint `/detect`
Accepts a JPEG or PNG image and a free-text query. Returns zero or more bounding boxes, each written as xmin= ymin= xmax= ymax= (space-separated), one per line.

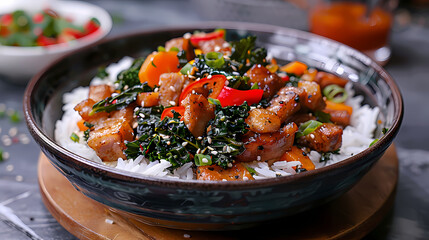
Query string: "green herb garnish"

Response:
xmin=204 ymin=51 xmax=225 ymax=69
xmin=296 ymin=120 xmax=323 ymax=138
xmin=194 ymin=154 xmax=212 ymax=166
xmin=115 ymin=57 xmax=145 ymax=91
xmin=323 ymin=84 xmax=348 ymax=103
xmin=369 ymin=139 xmax=379 ymax=147
xmin=96 ymin=67 xmax=109 ymax=79
xmin=70 ymin=133 xmax=80 ymax=143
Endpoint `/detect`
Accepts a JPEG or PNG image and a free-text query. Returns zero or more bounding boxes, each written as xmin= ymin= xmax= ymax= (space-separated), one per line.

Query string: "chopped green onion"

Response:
xmin=0 ymin=148 xmax=4 ymax=162
xmin=157 ymin=46 xmax=166 ymax=52
xmin=180 ymin=62 xmax=193 ymax=75
xmin=70 ymin=133 xmax=80 ymax=143
xmin=169 ymin=47 xmax=180 ymax=52
xmin=84 ymin=122 xmax=94 ymax=128
xmin=9 ymin=111 xmax=21 ymax=123
xmin=382 ymin=127 xmax=388 ymax=134
xmin=194 ymin=154 xmax=212 ymax=166
xmin=246 ymin=166 xmax=256 ymax=175
xmin=250 ymin=82 xmax=259 ymax=90
xmin=151 ymin=61 xmax=157 ymax=68
xmin=296 ymin=120 xmax=323 ymax=138
xmin=314 ymin=111 xmax=331 ymax=123
xmin=208 ymin=98 xmax=221 ymax=106
xmin=204 ymin=51 xmax=225 ymax=69
xmin=323 ymin=84 xmax=348 ymax=103
xmin=369 ymin=139 xmax=379 ymax=147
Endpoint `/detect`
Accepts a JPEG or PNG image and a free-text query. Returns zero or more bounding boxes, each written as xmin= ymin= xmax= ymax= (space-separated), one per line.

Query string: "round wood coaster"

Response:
xmin=38 ymin=145 xmax=398 ymax=240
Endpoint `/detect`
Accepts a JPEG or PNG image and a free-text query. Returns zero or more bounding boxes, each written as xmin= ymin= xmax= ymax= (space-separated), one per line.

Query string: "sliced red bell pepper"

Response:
xmin=190 ymin=30 xmax=224 ymax=45
xmin=217 ymin=86 xmax=263 ymax=107
xmin=281 ymin=75 xmax=290 ymax=82
xmin=33 ymin=13 xmax=44 ymax=24
xmin=178 ymin=75 xmax=226 ymax=105
xmin=161 ymin=106 xmax=185 ymax=120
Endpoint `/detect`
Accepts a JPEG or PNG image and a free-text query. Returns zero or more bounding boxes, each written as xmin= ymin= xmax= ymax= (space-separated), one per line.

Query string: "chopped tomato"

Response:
xmin=33 ymin=13 xmax=44 ymax=24
xmin=36 ymin=35 xmax=57 ymax=46
xmin=161 ymin=106 xmax=185 ymax=120
xmin=178 ymin=75 xmax=226 ymax=105
xmin=217 ymin=87 xmax=263 ymax=107
xmin=84 ymin=18 xmax=100 ymax=35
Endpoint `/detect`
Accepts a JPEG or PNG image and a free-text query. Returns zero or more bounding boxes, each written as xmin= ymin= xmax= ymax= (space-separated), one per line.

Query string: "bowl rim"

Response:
xmin=24 ymin=21 xmax=404 ymax=190
xmin=0 ymin=0 xmax=112 ymax=55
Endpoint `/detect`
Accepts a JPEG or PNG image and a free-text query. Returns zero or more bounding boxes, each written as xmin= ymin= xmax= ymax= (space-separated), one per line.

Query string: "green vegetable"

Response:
xmin=115 ymin=57 xmax=145 ymax=91
xmin=91 ymin=84 xmax=152 ymax=114
xmin=230 ymin=36 xmax=267 ymax=74
xmin=323 ymin=84 xmax=348 ymax=103
xmin=246 ymin=166 xmax=256 ymax=175
xmin=194 ymin=154 xmax=212 ymax=166
xmin=382 ymin=127 xmax=389 ymax=134
xmin=314 ymin=111 xmax=331 ymax=123
xmin=369 ymin=139 xmax=379 ymax=147
xmin=157 ymin=46 xmax=166 ymax=52
xmin=204 ymin=51 xmax=225 ymax=69
xmin=169 ymin=47 xmax=180 ymax=52
xmin=296 ymin=120 xmax=323 ymax=138
xmin=250 ymin=82 xmax=259 ymax=90
xmin=0 ymin=148 xmax=4 ymax=162
xmin=83 ymin=129 xmax=90 ymax=141
xmin=9 ymin=111 xmax=21 ymax=123
xmin=177 ymin=50 xmax=189 ymax=68
xmin=70 ymin=133 xmax=80 ymax=143
xmin=180 ymin=63 xmax=193 ymax=75
xmin=96 ymin=67 xmax=109 ymax=79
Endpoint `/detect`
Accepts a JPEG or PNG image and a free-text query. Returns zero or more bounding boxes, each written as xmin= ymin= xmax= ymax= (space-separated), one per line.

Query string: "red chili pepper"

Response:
xmin=281 ymin=75 xmax=290 ymax=82
xmin=84 ymin=18 xmax=100 ymax=35
xmin=33 ymin=13 xmax=44 ymax=24
xmin=36 ymin=35 xmax=57 ymax=46
xmin=217 ymin=87 xmax=263 ymax=107
xmin=161 ymin=106 xmax=185 ymax=120
xmin=190 ymin=30 xmax=224 ymax=45
xmin=178 ymin=75 xmax=226 ymax=105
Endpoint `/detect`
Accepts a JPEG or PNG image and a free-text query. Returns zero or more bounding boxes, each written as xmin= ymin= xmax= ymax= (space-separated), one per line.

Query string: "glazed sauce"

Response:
xmin=309 ymin=2 xmax=392 ymax=51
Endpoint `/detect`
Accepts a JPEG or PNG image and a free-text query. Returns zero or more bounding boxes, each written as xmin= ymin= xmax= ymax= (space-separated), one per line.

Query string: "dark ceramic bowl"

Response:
xmin=24 ymin=22 xmax=403 ymax=231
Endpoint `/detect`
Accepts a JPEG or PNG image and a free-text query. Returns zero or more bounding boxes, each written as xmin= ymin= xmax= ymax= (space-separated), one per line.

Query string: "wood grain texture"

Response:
xmin=38 ymin=145 xmax=398 ymax=240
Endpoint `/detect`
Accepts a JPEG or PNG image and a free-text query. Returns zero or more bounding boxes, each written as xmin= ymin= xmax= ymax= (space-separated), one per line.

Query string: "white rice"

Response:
xmin=55 ymin=57 xmax=379 ymax=180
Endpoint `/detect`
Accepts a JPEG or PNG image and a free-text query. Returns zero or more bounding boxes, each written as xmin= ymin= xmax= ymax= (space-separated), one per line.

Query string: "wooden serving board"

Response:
xmin=38 ymin=145 xmax=398 ymax=240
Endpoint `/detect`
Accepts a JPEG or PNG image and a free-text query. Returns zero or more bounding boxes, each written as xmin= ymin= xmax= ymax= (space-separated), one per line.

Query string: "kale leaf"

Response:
xmin=91 ymin=83 xmax=152 ymax=114
xmin=115 ymin=57 xmax=145 ymax=91
xmin=230 ymin=36 xmax=267 ymax=74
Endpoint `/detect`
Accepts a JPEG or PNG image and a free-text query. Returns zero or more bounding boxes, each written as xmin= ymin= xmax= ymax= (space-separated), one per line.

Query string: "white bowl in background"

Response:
xmin=0 ymin=0 xmax=112 ymax=84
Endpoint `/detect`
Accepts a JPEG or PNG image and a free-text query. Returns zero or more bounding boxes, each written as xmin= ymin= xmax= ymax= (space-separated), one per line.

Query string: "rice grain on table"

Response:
xmin=55 ymin=57 xmax=379 ymax=180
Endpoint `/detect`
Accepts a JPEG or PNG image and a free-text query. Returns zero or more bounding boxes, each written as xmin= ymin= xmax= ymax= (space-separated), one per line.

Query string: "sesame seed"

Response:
xmin=207 ymin=75 xmax=212 ymax=79
xmin=207 ymin=146 xmax=214 ymax=151
xmin=226 ymin=76 xmax=234 ymax=80
xmin=243 ymin=177 xmax=248 ymax=180
xmin=227 ymin=163 xmax=233 ymax=168
xmin=15 ymin=175 xmax=23 ymax=182
xmin=250 ymin=106 xmax=256 ymax=110
xmin=111 ymin=93 xmax=119 ymax=97
xmin=123 ymin=85 xmax=129 ymax=90
xmin=196 ymin=149 xmax=201 ymax=154
xmin=2 ymin=151 xmax=10 ymax=160
xmin=182 ymin=142 xmax=188 ymax=147
xmin=192 ymin=90 xmax=196 ymax=94
xmin=6 ymin=164 xmax=14 ymax=172
xmin=139 ymin=113 xmax=145 ymax=118
xmin=197 ymin=136 xmax=202 ymax=140
xmin=184 ymin=233 xmax=191 ymax=238
xmin=225 ymin=80 xmax=229 ymax=85
xmin=105 ymin=219 xmax=114 ymax=224
xmin=223 ymin=146 xmax=227 ymax=152
xmin=183 ymin=33 xmax=192 ymax=39
xmin=169 ymin=86 xmax=176 ymax=92
xmin=132 ymin=122 xmax=138 ymax=128
xmin=257 ymin=156 xmax=261 ymax=161
xmin=9 ymin=127 xmax=18 ymax=137
xmin=154 ymin=88 xmax=159 ymax=92
xmin=202 ymin=158 xmax=208 ymax=163
xmin=2 ymin=136 xmax=12 ymax=146
xmin=207 ymin=137 xmax=212 ymax=144
xmin=167 ymin=141 xmax=171 ymax=145
xmin=222 ymin=179 xmax=227 ymax=181
xmin=169 ymin=101 xmax=176 ymax=106
xmin=211 ymin=151 xmax=218 ymax=155
xmin=140 ymin=100 xmax=145 ymax=106
xmin=231 ymin=65 xmax=237 ymax=71
xmin=214 ymin=46 xmax=221 ymax=52
xmin=310 ymin=134 xmax=315 ymax=139
xmin=134 ymin=107 xmax=139 ymax=112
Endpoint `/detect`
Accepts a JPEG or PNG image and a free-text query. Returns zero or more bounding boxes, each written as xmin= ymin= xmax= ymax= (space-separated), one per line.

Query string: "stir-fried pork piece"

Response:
xmin=137 ymin=92 xmax=159 ymax=107
xmin=245 ymin=108 xmax=281 ymax=133
xmin=297 ymin=123 xmax=343 ymax=152
xmin=273 ymin=145 xmax=315 ymax=171
xmin=110 ymin=105 xmax=135 ymax=125
xmin=246 ymin=64 xmax=284 ymax=99
xmin=159 ymin=73 xmax=186 ymax=106
xmin=165 ymin=37 xmax=195 ymax=61
xmin=89 ymin=84 xmax=114 ymax=102
xmin=236 ymin=122 xmax=298 ymax=162
xmin=315 ymin=72 xmax=348 ymax=90
xmin=181 ymin=93 xmax=215 ymax=138
xmin=197 ymin=163 xmax=254 ymax=181
xmin=196 ymin=38 xmax=231 ymax=54
xmin=74 ymin=99 xmax=108 ymax=125
xmin=298 ymin=80 xmax=326 ymax=111
xmin=324 ymin=109 xmax=351 ymax=127
xmin=288 ymin=113 xmax=316 ymax=126
xmin=87 ymin=118 xmax=134 ymax=162
xmin=266 ymin=86 xmax=305 ymax=123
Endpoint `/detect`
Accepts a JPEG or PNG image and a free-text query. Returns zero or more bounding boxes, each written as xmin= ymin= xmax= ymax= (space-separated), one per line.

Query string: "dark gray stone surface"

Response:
xmin=0 ymin=1 xmax=428 ymax=239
